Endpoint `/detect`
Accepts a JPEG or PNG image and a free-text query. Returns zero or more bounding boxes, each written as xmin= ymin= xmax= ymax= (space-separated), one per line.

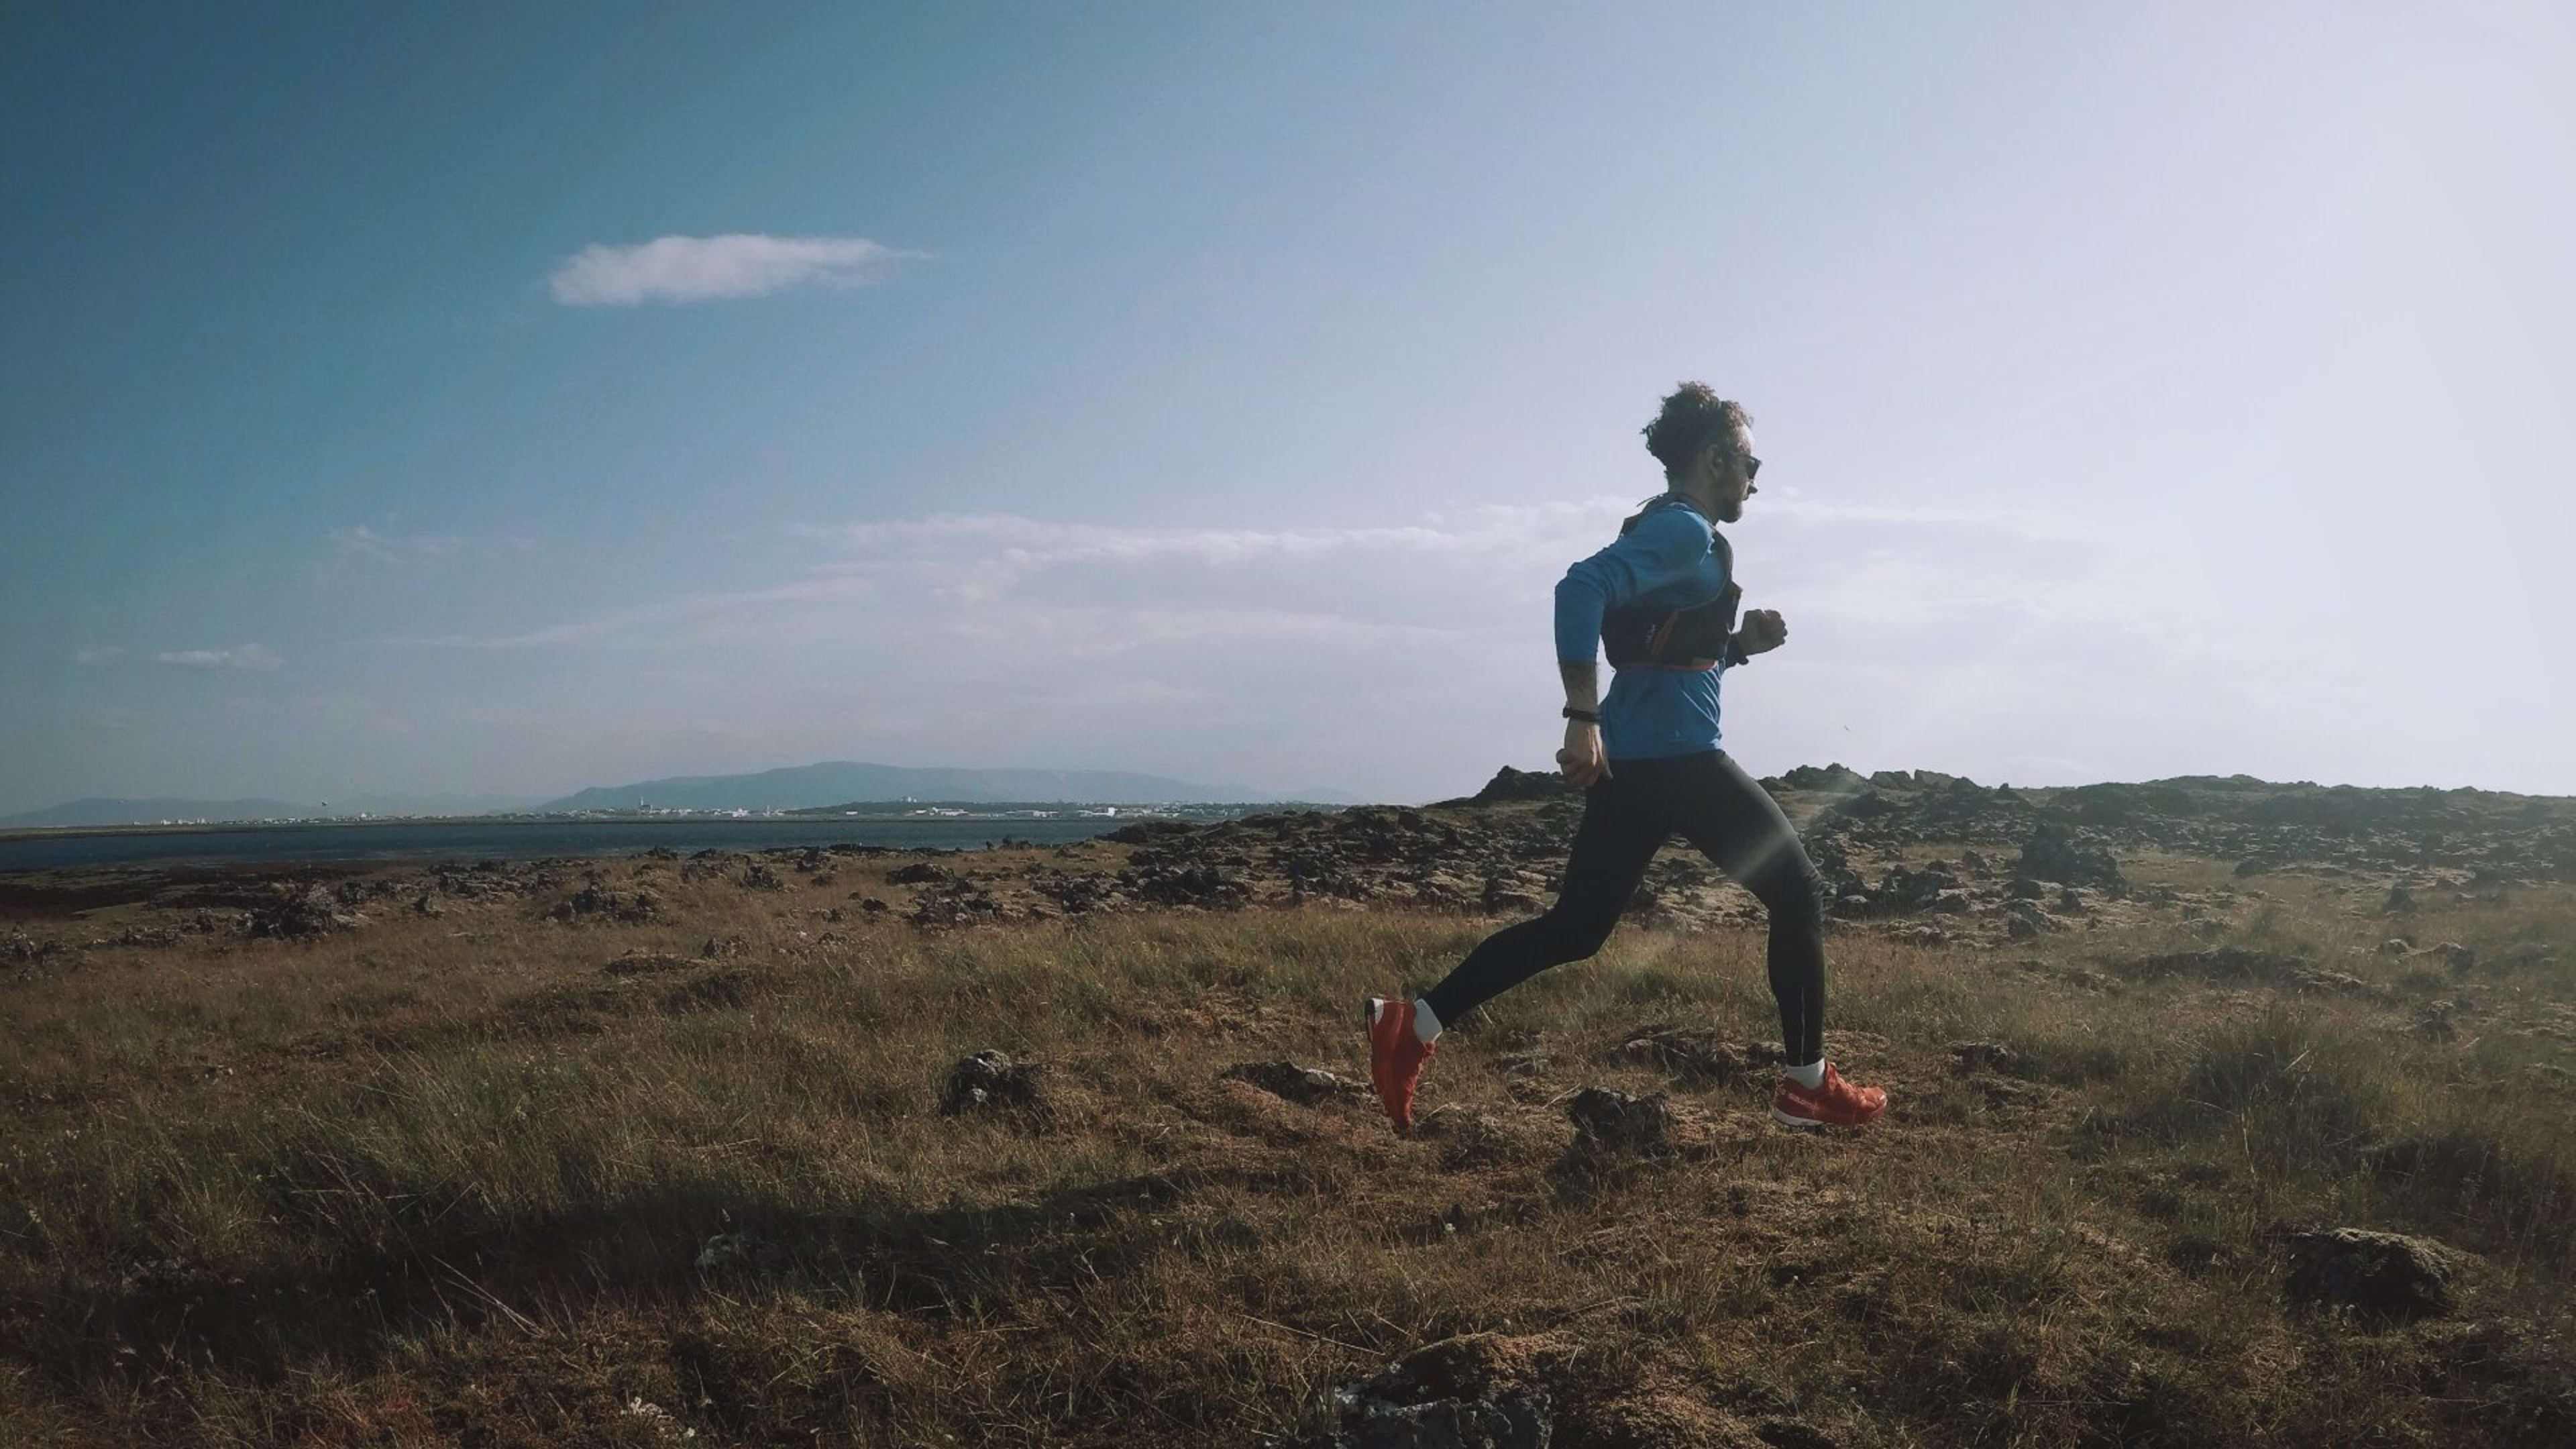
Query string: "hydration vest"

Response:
xmin=1599 ymin=496 xmax=1745 ymax=672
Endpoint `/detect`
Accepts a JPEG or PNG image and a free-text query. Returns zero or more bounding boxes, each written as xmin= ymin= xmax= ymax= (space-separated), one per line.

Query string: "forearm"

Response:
xmin=1559 ymin=660 xmax=1599 ymax=712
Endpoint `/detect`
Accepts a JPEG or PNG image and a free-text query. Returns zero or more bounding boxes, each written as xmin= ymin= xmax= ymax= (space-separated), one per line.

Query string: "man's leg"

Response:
xmin=1669 ymin=751 xmax=1884 ymax=1126
xmin=1418 ymin=765 xmax=1672 ymax=1031
xmin=1667 ymin=751 xmax=1827 ymax=1065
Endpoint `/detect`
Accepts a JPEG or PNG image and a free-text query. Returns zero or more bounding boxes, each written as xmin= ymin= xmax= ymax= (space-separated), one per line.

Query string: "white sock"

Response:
xmin=1411 ymin=998 xmax=1442 ymax=1044
xmin=1786 ymin=1058 xmax=1827 ymax=1090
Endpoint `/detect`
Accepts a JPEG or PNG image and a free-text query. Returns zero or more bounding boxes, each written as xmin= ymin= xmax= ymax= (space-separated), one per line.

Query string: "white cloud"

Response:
xmin=548 ymin=233 xmax=911 ymax=306
xmin=1756 ymin=492 xmax=2094 ymax=543
xmin=329 ymin=525 xmax=534 ymax=563
xmin=153 ymin=644 xmax=283 ymax=672
xmin=390 ymin=507 xmax=1607 ymax=655
xmin=358 ymin=499 xmax=2294 ymax=798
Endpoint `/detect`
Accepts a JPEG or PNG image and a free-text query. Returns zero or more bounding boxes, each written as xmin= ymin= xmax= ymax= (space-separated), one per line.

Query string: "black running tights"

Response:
xmin=1421 ymin=749 xmax=1827 ymax=1064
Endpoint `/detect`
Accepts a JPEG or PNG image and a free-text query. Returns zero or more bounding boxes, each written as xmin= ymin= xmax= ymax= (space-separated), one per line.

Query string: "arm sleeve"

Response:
xmin=1552 ymin=507 xmax=1715 ymax=663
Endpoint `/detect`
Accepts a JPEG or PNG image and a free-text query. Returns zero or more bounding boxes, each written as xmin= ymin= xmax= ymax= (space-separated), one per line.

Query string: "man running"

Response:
xmin=1367 ymin=383 xmax=1888 ymax=1134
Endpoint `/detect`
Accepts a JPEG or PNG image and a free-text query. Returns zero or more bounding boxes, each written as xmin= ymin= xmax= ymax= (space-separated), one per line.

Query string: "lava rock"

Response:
xmin=1222 ymin=1059 xmax=1363 ymax=1104
xmin=246 ymin=883 xmax=364 ymax=938
xmin=909 ymin=879 xmax=1006 ymax=926
xmin=2004 ymin=901 xmax=2058 ymax=940
xmin=939 ymin=1050 xmax=1049 ymax=1116
xmin=542 ymin=883 xmax=659 ymax=926
xmin=1564 ymin=1087 xmax=1670 ymax=1152
xmin=2015 ymin=824 xmax=2127 ymax=894
xmin=2112 ymin=947 xmax=2306 ymax=983
xmin=1120 ymin=862 xmax=1253 ymax=908
xmin=2282 ymin=1227 xmax=2467 ymax=1322
xmin=1870 ymin=866 xmax=1959 ymax=914
xmin=1103 ymin=818 xmax=1198 ymax=845
xmin=5 ymin=929 xmax=54 ymax=963
xmin=695 ymin=1228 xmax=792 ymax=1275
xmin=1617 ymin=1029 xmax=1751 ymax=1085
xmin=1460 ymin=765 xmax=1579 ymax=805
xmin=602 ymin=950 xmax=695 ymax=977
xmin=1324 ymin=1334 xmax=1559 ymax=1449
xmin=1949 ymin=1040 xmax=2019 ymax=1074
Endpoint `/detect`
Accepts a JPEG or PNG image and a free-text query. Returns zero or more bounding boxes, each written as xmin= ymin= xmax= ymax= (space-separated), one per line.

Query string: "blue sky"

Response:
xmin=5 ymin=1 xmax=2571 ymax=814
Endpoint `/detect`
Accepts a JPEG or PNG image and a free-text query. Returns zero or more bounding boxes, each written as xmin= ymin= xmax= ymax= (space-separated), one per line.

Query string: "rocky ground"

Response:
xmin=3 ymin=767 xmax=2573 ymax=1446
xmin=26 ymin=762 xmax=2563 ymax=966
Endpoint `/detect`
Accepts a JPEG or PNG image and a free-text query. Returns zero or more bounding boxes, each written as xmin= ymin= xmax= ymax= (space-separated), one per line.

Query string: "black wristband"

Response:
xmin=1561 ymin=706 xmax=1599 ymax=722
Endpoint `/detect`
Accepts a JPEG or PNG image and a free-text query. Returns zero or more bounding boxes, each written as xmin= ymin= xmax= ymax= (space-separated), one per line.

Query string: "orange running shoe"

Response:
xmin=1770 ymin=1062 xmax=1888 ymax=1128
xmin=1365 ymin=996 xmax=1438 ymax=1134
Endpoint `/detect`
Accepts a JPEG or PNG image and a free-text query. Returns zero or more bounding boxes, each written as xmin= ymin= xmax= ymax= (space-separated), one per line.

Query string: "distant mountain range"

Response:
xmin=537 ymin=761 xmax=1348 ymax=812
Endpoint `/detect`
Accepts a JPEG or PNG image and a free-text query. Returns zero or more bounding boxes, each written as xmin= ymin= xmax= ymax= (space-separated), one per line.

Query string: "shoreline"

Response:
xmin=0 ymin=804 xmax=1291 ymax=845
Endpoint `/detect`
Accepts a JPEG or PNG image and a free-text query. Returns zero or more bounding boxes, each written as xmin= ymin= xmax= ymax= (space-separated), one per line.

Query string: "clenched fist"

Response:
xmin=1735 ymin=608 xmax=1787 ymax=656
xmin=1556 ymin=719 xmax=1609 ymax=788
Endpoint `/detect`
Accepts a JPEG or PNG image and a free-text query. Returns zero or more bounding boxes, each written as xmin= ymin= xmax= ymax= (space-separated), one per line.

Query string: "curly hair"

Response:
xmin=1641 ymin=382 xmax=1752 ymax=482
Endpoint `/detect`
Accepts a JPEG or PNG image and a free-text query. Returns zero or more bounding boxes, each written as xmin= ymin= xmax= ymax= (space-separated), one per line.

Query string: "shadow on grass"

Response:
xmin=5 ymin=1155 xmax=1326 ymax=1405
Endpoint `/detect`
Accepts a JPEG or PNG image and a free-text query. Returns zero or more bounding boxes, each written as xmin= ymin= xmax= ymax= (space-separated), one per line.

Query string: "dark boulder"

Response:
xmin=2014 ymin=824 xmax=2127 ymax=894
xmin=1870 ymin=866 xmax=1959 ymax=914
xmin=1462 ymin=765 xmax=1578 ymax=805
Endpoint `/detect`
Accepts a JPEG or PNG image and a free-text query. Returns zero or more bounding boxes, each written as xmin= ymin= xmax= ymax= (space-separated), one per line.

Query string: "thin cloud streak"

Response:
xmin=152 ymin=644 xmax=283 ymax=671
xmin=548 ymin=233 xmax=913 ymax=306
xmin=329 ymin=525 xmax=536 ymax=563
xmin=379 ymin=502 xmax=2116 ymax=657
xmin=371 ymin=577 xmax=879 ymax=650
xmin=404 ymin=509 xmax=1603 ymax=653
xmin=1756 ymin=492 xmax=2095 ymax=543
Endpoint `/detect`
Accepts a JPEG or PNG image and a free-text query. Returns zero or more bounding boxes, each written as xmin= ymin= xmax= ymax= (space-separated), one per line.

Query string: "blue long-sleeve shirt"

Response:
xmin=1554 ymin=497 xmax=1732 ymax=760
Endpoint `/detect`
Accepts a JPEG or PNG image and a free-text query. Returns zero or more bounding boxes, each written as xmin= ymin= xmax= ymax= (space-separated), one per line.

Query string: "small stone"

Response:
xmin=694 ymin=1228 xmax=791 ymax=1275
xmin=1949 ymin=1041 xmax=2018 ymax=1074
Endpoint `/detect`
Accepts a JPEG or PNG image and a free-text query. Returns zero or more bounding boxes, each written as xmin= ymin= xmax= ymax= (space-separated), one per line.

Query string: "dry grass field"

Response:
xmin=3 ymin=826 xmax=2572 ymax=1446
